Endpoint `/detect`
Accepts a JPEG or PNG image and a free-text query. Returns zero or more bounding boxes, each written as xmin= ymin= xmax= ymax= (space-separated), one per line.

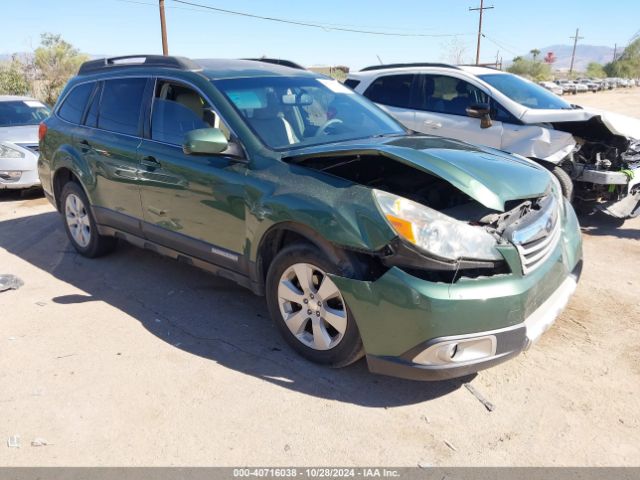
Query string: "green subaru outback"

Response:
xmin=38 ymin=55 xmax=583 ymax=380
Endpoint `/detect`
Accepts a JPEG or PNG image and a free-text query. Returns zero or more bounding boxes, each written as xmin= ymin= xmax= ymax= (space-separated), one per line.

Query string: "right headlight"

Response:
xmin=0 ymin=143 xmax=25 ymax=159
xmin=373 ymin=189 xmax=503 ymax=261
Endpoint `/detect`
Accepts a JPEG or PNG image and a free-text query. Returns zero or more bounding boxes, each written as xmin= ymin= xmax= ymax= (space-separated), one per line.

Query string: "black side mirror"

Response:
xmin=466 ymin=103 xmax=493 ymax=129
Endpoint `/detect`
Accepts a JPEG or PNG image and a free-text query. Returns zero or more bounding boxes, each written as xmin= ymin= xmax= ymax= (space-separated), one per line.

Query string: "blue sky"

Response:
xmin=3 ymin=0 xmax=639 ymax=69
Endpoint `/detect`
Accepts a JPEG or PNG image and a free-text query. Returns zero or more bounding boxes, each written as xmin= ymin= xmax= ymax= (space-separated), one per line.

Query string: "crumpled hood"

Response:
xmin=519 ymin=107 xmax=640 ymax=140
xmin=284 ymin=135 xmax=551 ymax=212
xmin=0 ymin=125 xmax=39 ymax=144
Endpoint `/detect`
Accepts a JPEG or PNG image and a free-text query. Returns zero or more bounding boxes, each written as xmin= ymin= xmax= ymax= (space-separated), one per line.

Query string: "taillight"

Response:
xmin=38 ymin=122 xmax=48 ymax=141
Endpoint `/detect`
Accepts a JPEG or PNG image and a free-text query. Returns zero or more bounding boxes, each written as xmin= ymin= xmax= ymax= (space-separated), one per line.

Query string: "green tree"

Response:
xmin=507 ymin=57 xmax=552 ymax=81
xmin=34 ymin=33 xmax=88 ymax=105
xmin=604 ymin=37 xmax=640 ymax=78
xmin=586 ymin=62 xmax=606 ymax=78
xmin=530 ymin=49 xmax=541 ymax=61
xmin=0 ymin=56 xmax=30 ymax=95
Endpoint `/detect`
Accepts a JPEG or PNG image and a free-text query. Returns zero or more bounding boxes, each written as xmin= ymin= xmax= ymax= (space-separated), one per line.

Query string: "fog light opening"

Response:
xmin=413 ymin=335 xmax=498 ymax=366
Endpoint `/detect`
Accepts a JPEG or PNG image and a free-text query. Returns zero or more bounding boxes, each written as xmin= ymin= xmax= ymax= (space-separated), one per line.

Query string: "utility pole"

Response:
xmin=469 ymin=0 xmax=494 ymax=65
xmin=569 ymin=28 xmax=583 ymax=75
xmin=495 ymin=50 xmax=500 ymax=68
xmin=159 ymin=0 xmax=169 ymax=56
xmin=613 ymin=43 xmax=617 ymax=62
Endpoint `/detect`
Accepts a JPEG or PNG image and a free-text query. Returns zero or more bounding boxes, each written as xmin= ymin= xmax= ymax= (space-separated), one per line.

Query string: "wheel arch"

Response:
xmin=254 ymin=221 xmax=370 ymax=287
xmin=51 ymin=146 xmax=94 ymax=211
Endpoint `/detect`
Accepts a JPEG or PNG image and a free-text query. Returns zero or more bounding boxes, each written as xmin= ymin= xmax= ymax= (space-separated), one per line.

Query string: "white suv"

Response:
xmin=345 ymin=64 xmax=640 ymax=223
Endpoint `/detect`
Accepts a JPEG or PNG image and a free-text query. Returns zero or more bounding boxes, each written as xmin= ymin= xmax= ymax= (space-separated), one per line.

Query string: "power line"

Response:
xmin=166 ymin=0 xmax=474 ymax=38
xmin=481 ymin=34 xmax=519 ymax=57
xmin=115 ymin=0 xmax=447 ymax=32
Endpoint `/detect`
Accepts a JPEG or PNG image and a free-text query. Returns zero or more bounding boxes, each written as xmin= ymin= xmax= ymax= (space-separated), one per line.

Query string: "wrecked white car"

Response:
xmin=346 ymin=64 xmax=640 ymax=223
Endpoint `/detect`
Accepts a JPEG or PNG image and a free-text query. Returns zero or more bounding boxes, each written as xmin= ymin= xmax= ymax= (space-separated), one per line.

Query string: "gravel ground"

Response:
xmin=0 ymin=88 xmax=639 ymax=466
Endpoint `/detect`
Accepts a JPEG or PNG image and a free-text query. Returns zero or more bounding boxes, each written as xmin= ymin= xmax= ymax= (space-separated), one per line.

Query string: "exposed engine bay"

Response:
xmin=552 ymin=117 xmax=640 ymax=219
xmin=290 ymin=153 xmax=483 ymax=216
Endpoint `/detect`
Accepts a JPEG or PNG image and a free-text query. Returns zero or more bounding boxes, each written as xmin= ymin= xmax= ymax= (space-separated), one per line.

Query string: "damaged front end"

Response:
xmin=283 ymin=143 xmax=582 ymax=379
xmin=553 ymin=116 xmax=640 ymax=219
xmin=285 ymin=143 xmax=565 ymax=282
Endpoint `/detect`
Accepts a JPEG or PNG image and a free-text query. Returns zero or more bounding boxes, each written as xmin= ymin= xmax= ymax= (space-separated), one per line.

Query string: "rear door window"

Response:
xmin=97 ymin=78 xmax=146 ymax=136
xmin=58 ymin=83 xmax=94 ymax=124
xmin=363 ymin=74 xmax=414 ymax=108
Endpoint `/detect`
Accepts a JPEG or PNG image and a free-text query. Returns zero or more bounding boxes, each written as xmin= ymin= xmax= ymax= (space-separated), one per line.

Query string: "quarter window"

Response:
xmin=58 ymin=83 xmax=94 ymax=124
xmin=151 ymin=80 xmax=230 ymax=145
xmin=363 ymin=74 xmax=414 ymax=108
xmin=97 ymin=78 xmax=146 ymax=136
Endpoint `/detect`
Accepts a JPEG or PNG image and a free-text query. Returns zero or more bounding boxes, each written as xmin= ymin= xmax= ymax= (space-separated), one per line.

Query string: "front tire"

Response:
xmin=266 ymin=243 xmax=364 ymax=368
xmin=550 ymin=165 xmax=574 ymax=201
xmin=60 ymin=181 xmax=117 ymax=258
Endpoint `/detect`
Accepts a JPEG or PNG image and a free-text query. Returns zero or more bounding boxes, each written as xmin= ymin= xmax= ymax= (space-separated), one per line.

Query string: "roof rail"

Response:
xmin=78 ymin=55 xmax=201 ymax=75
xmin=360 ymin=62 xmax=459 ymax=72
xmin=244 ymin=58 xmax=306 ymax=70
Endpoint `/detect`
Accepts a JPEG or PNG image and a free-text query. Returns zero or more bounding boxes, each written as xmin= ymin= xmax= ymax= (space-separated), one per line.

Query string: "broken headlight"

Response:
xmin=373 ymin=189 xmax=502 ymax=261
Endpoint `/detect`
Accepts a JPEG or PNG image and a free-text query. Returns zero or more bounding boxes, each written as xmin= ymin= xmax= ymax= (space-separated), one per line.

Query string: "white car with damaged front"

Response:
xmin=0 ymin=95 xmax=50 ymax=191
xmin=346 ymin=65 xmax=640 ymax=224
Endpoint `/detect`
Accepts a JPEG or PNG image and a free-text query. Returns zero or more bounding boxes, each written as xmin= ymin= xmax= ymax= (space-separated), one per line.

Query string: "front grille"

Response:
xmin=511 ymin=196 xmax=561 ymax=274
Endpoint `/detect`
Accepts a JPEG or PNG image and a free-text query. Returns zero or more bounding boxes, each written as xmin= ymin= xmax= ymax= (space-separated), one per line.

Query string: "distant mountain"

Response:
xmin=525 ymin=44 xmax=616 ymax=71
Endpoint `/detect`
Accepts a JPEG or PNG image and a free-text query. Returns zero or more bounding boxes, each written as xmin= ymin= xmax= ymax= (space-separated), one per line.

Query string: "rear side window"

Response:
xmin=363 ymin=74 xmax=414 ymax=108
xmin=343 ymin=79 xmax=361 ymax=90
xmin=97 ymin=78 xmax=147 ymax=136
xmin=58 ymin=83 xmax=94 ymax=124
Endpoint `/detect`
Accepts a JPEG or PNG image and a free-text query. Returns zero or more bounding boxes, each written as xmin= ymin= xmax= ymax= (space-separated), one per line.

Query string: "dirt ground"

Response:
xmin=0 ymin=88 xmax=639 ymax=467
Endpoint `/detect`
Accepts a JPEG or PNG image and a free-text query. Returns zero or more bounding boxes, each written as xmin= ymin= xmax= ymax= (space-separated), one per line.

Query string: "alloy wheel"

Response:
xmin=277 ymin=262 xmax=348 ymax=350
xmin=65 ymin=193 xmax=91 ymax=248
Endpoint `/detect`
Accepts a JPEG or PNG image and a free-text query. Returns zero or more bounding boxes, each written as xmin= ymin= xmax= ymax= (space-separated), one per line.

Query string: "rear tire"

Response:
xmin=60 ymin=181 xmax=117 ymax=258
xmin=265 ymin=243 xmax=364 ymax=368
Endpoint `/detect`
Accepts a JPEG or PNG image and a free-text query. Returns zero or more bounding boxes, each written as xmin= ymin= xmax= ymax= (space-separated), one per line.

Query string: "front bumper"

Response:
xmin=330 ymin=199 xmax=583 ymax=380
xmin=576 ymin=166 xmax=640 ymax=218
xmin=365 ymin=262 xmax=581 ymax=380
xmin=0 ymin=148 xmax=40 ymax=190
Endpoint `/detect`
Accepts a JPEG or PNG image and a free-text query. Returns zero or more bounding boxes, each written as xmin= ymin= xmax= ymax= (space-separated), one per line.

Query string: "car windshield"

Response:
xmin=479 ymin=73 xmax=572 ymax=110
xmin=0 ymin=100 xmax=50 ymax=127
xmin=213 ymin=76 xmax=405 ymax=150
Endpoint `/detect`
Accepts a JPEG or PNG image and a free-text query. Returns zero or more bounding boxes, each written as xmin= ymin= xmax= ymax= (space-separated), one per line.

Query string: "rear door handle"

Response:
xmin=141 ymin=156 xmax=161 ymax=168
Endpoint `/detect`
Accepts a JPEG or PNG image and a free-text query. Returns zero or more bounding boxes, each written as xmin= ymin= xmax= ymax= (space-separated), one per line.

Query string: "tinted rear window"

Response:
xmin=97 ymin=78 xmax=147 ymax=136
xmin=58 ymin=83 xmax=94 ymax=124
xmin=363 ymin=74 xmax=414 ymax=108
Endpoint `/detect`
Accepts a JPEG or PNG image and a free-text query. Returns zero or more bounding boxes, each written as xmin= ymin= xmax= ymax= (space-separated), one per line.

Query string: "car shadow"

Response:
xmin=0 ymin=188 xmax=44 ymax=202
xmin=579 ymin=213 xmax=640 ymax=241
xmin=0 ymin=210 xmax=465 ymax=407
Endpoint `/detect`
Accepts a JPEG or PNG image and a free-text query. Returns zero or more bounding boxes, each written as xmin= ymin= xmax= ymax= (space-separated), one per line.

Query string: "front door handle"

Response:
xmin=141 ymin=156 xmax=161 ymax=168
